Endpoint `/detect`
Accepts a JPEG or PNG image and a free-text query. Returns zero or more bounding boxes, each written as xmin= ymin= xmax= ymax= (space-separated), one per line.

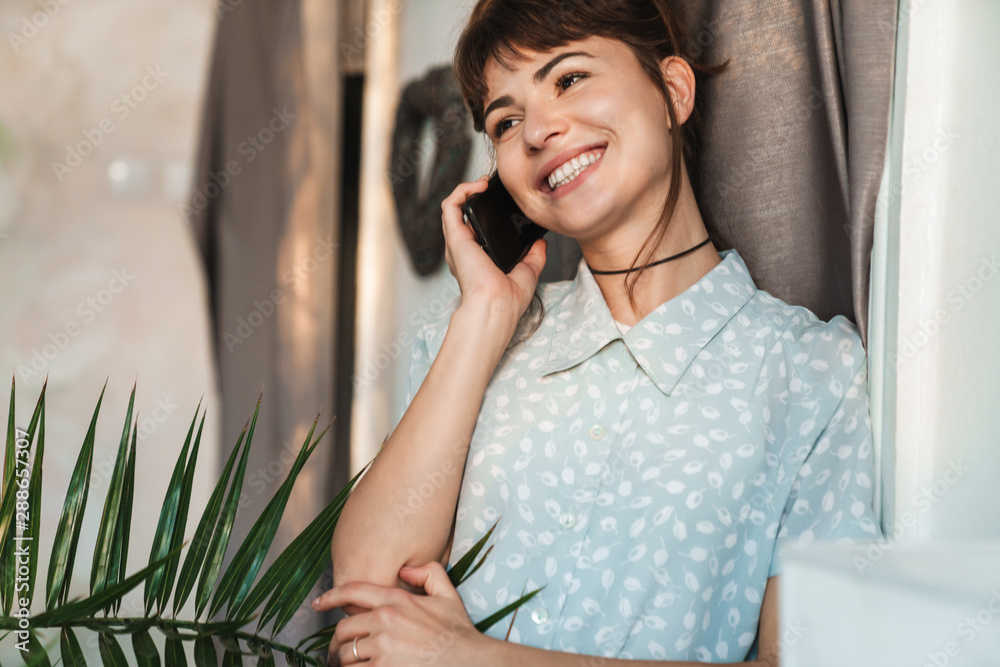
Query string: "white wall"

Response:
xmin=888 ymin=0 xmax=1000 ymax=543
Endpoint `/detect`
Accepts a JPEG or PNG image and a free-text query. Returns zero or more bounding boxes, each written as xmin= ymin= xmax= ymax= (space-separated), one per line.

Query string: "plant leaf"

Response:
xmin=1 ymin=374 xmax=16 ymax=616
xmin=158 ymin=410 xmax=205 ymax=614
xmin=237 ymin=460 xmax=368 ymax=628
xmin=193 ymin=637 xmax=218 ymax=667
xmin=146 ymin=403 xmax=200 ymax=614
xmin=131 ymin=628 xmax=161 ymax=667
xmin=60 ymin=626 xmax=86 ymax=666
xmin=111 ymin=420 xmax=138 ymax=615
xmin=172 ymin=413 xmax=248 ymax=616
xmin=22 ymin=630 xmax=53 ymax=666
xmin=473 ymin=585 xmax=545 ymax=633
xmin=213 ymin=420 xmax=327 ymax=620
xmin=221 ymin=651 xmax=242 ymax=667
xmin=446 ymin=517 xmax=499 ymax=588
xmin=90 ymin=384 xmax=136 ymax=598
xmin=32 ymin=543 xmax=184 ymax=626
xmin=24 ymin=396 xmax=46 ymax=612
xmin=0 ymin=379 xmax=45 ymax=614
xmin=98 ymin=632 xmax=129 ymax=667
xmin=262 ymin=463 xmax=367 ymax=635
xmin=165 ymin=637 xmax=188 ymax=667
xmin=194 ymin=400 xmax=260 ymax=620
xmin=46 ymin=381 xmax=106 ymax=609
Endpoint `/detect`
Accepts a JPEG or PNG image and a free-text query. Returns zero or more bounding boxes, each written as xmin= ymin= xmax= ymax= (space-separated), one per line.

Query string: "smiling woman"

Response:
xmin=320 ymin=1 xmax=882 ymax=665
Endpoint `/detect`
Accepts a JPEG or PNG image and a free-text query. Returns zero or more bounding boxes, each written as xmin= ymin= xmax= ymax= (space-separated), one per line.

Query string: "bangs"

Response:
xmin=454 ymin=0 xmax=677 ymax=132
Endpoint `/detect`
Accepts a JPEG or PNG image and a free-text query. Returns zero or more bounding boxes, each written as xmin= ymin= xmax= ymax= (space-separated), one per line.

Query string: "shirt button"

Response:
xmin=589 ymin=425 xmax=606 ymax=440
xmin=558 ymin=512 xmax=577 ymax=529
xmin=531 ymin=606 xmax=549 ymax=624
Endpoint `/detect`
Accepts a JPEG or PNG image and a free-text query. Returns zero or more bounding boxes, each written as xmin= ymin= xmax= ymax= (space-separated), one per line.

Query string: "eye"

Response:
xmin=491 ymin=117 xmax=518 ymax=139
xmin=556 ymin=72 xmax=587 ymax=90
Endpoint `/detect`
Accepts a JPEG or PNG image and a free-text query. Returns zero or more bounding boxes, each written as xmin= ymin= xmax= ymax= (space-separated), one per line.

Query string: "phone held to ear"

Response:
xmin=462 ymin=173 xmax=546 ymax=274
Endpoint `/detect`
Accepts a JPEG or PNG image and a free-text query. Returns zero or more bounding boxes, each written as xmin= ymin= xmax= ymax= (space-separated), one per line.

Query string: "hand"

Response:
xmin=441 ymin=175 xmax=547 ymax=322
xmin=312 ymin=562 xmax=485 ymax=666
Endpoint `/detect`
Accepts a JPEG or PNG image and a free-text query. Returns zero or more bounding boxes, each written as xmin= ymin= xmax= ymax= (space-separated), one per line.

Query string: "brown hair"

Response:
xmin=453 ymin=0 xmax=728 ymax=345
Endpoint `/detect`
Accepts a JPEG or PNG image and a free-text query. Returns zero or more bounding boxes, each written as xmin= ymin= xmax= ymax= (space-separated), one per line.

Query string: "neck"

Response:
xmin=580 ymin=165 xmax=721 ymax=326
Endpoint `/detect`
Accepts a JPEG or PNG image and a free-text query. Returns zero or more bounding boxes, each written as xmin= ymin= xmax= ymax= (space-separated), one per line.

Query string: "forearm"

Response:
xmin=331 ymin=298 xmax=518 ymax=587
xmin=474 ymin=636 xmax=770 ymax=667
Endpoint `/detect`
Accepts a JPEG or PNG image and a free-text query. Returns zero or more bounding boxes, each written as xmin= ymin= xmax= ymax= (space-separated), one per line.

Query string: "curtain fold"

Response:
xmin=188 ymin=0 xmax=342 ymax=634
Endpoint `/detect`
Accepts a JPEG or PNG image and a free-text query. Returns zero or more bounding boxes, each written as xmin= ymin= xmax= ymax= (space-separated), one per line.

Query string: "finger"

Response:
xmin=311 ymin=581 xmax=399 ymax=612
xmin=398 ymin=562 xmax=462 ymax=602
xmin=508 ymin=237 xmax=548 ymax=286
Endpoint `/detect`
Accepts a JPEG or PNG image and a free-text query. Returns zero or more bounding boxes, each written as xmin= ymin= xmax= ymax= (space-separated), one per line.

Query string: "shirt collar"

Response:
xmin=539 ymin=248 xmax=758 ymax=396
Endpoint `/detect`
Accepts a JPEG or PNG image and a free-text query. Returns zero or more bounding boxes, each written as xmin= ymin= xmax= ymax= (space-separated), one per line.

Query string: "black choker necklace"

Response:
xmin=587 ymin=237 xmax=713 ymax=275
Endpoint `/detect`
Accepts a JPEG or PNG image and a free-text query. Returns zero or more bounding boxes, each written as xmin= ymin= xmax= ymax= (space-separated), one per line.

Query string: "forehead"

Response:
xmin=482 ymin=35 xmax=626 ymax=89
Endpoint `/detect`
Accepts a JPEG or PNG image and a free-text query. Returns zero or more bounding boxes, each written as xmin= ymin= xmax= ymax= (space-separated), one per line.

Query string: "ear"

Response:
xmin=658 ymin=55 xmax=697 ymax=127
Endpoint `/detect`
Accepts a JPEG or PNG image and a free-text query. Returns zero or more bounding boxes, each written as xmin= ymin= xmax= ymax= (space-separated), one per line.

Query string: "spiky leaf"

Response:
xmin=46 ymin=382 xmax=106 ymax=609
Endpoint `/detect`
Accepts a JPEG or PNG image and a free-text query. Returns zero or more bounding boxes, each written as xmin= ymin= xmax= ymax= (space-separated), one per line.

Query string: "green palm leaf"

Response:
xmin=98 ymin=631 xmax=129 ymax=666
xmin=132 ymin=628 xmax=162 ymax=667
xmin=193 ymin=637 xmax=218 ymax=667
xmin=165 ymin=637 xmax=188 ymax=667
xmin=212 ymin=420 xmax=326 ymax=620
xmin=172 ymin=413 xmax=248 ymax=616
xmin=0 ymin=377 xmax=46 ymax=615
xmin=193 ymin=399 xmax=260 ymax=620
xmin=60 ymin=626 xmax=86 ymax=666
xmin=1 ymin=384 xmax=538 ymax=666
xmin=46 ymin=381 xmax=106 ymax=609
xmin=146 ymin=402 xmax=201 ymax=615
xmin=474 ymin=585 xmax=546 ymax=633
xmin=90 ymin=384 xmax=136 ymax=598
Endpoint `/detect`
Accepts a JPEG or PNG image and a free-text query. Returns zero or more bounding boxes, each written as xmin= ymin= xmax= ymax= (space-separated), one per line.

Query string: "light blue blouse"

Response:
xmin=396 ymin=248 xmax=880 ymax=662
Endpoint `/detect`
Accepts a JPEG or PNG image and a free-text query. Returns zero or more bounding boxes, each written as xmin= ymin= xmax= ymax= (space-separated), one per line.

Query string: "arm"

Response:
xmin=330 ymin=298 xmax=517 ymax=589
xmin=471 ymin=576 xmax=783 ymax=667
xmin=330 ymin=176 xmax=547 ymax=601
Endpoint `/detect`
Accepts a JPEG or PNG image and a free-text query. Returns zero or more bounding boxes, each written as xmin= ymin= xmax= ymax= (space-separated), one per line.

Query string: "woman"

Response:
xmin=313 ymin=1 xmax=880 ymax=664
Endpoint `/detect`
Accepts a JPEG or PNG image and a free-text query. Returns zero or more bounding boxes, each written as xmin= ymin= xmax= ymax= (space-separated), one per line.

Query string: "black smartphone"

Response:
xmin=462 ymin=173 xmax=546 ymax=274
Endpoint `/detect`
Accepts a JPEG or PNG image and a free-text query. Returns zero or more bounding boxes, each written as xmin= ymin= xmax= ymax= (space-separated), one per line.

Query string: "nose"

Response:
xmin=521 ymin=100 xmax=566 ymax=152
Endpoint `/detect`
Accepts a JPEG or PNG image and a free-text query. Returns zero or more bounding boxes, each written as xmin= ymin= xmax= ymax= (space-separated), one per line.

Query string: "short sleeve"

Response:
xmin=388 ymin=324 xmax=434 ymax=436
xmin=769 ymin=358 xmax=882 ymax=577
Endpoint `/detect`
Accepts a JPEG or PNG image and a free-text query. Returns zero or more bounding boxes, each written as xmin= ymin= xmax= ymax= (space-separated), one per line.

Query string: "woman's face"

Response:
xmin=482 ymin=36 xmax=677 ymax=247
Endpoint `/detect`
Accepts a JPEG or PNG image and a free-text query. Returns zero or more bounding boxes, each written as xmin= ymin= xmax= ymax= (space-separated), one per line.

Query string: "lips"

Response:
xmin=537 ymin=143 xmax=607 ymax=192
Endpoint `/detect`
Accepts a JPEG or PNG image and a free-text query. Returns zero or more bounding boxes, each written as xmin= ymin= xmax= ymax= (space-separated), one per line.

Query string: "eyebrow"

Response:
xmin=483 ymin=50 xmax=595 ymax=123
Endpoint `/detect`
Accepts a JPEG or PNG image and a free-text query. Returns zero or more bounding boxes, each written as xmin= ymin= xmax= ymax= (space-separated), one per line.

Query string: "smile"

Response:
xmin=547 ymin=151 xmax=604 ymax=191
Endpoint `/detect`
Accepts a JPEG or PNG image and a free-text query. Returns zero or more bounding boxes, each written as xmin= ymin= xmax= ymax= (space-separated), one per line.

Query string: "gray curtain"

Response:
xmin=542 ymin=0 xmax=897 ymax=345
xmin=188 ymin=0 xmax=342 ymax=636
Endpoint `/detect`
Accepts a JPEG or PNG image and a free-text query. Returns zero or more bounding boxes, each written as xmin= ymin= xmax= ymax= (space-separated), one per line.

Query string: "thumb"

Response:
xmin=398 ymin=563 xmax=461 ymax=602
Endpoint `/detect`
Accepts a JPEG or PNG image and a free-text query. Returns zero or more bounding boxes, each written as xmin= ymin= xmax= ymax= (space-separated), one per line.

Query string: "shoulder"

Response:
xmin=738 ymin=287 xmax=866 ymax=384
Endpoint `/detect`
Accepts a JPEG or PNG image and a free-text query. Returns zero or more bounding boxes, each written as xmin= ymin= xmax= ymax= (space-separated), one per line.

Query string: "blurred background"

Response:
xmin=1 ymin=0 xmax=998 ymax=665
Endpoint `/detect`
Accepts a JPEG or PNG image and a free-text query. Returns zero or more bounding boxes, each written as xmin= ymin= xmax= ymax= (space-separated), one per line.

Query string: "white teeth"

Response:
xmin=547 ymin=151 xmax=603 ymax=190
